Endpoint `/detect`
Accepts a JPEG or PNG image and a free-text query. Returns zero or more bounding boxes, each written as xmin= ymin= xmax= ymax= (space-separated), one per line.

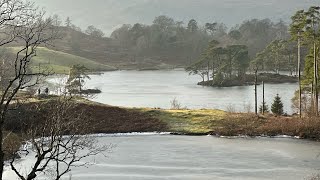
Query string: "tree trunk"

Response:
xmin=262 ymin=81 xmax=265 ymax=115
xmin=229 ymin=55 xmax=232 ymax=78
xmin=255 ymin=70 xmax=258 ymax=115
xmin=207 ymin=61 xmax=210 ymax=82
xmin=212 ymin=61 xmax=215 ymax=86
xmin=298 ymin=35 xmax=302 ymax=118
xmin=0 ymin=120 xmax=3 ymax=179
xmin=314 ymin=42 xmax=318 ymax=116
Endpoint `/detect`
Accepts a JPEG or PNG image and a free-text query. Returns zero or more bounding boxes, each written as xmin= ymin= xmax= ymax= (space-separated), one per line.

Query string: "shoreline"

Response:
xmin=69 ymin=132 xmax=306 ymax=142
xmin=5 ymin=98 xmax=320 ymax=156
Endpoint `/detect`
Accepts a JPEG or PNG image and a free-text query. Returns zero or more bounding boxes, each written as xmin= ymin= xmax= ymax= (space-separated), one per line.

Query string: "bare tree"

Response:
xmin=8 ymin=95 xmax=111 ymax=180
xmin=0 ymin=1 xmax=60 ymax=178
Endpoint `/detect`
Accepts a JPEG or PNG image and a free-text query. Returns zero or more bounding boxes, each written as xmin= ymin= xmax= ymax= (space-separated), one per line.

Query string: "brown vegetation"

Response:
xmin=212 ymin=113 xmax=320 ymax=139
xmin=5 ymin=100 xmax=167 ymax=135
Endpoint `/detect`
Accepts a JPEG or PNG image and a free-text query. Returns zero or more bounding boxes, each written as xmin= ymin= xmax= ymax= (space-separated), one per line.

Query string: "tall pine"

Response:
xmin=271 ymin=94 xmax=284 ymax=115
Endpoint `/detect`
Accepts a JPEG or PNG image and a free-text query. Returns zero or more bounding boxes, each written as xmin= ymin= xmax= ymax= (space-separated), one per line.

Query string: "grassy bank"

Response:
xmin=4 ymin=97 xmax=320 ymax=159
xmin=4 ymin=47 xmax=117 ymax=74
xmin=5 ymin=97 xmax=320 ymax=141
xmin=135 ymin=108 xmax=226 ymax=134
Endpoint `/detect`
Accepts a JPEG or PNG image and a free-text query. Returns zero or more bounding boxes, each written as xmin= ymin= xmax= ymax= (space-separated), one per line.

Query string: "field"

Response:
xmin=136 ymin=108 xmax=226 ymax=133
xmin=4 ymin=47 xmax=117 ymax=74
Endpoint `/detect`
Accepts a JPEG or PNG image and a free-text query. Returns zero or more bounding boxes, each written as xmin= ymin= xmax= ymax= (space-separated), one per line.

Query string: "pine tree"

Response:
xmin=271 ymin=94 xmax=284 ymax=115
xmin=259 ymin=102 xmax=269 ymax=114
xmin=66 ymin=64 xmax=90 ymax=93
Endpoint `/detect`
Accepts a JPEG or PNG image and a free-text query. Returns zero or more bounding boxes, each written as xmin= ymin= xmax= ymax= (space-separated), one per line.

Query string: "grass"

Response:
xmin=5 ymin=47 xmax=117 ymax=74
xmin=135 ymin=108 xmax=226 ymax=133
xmin=8 ymin=94 xmax=320 ymax=139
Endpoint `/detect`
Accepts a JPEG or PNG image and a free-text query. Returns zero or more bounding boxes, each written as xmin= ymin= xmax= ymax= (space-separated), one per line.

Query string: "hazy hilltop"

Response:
xmin=33 ymin=0 xmax=317 ymax=35
xmin=19 ymin=0 xmax=318 ymax=71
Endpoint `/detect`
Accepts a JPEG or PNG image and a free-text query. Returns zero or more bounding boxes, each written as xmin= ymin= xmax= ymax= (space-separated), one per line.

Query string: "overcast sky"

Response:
xmin=32 ymin=0 xmax=318 ymax=36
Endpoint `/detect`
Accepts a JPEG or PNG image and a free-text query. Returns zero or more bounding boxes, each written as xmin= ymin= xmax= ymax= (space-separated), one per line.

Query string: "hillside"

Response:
xmin=49 ymin=27 xmax=176 ymax=70
xmin=5 ymin=47 xmax=117 ymax=74
xmin=27 ymin=1 xmax=318 ymax=71
xmin=33 ymin=0 xmax=316 ymax=35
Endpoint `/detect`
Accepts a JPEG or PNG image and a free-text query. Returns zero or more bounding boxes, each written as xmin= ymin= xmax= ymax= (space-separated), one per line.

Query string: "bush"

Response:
xmin=3 ymin=132 xmax=22 ymax=160
xmin=259 ymin=102 xmax=269 ymax=114
xmin=170 ymin=97 xmax=182 ymax=110
xmin=213 ymin=114 xmax=320 ymax=139
xmin=213 ymin=114 xmax=264 ymax=136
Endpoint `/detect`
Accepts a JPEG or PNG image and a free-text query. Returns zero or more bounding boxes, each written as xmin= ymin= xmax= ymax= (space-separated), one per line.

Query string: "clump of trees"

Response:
xmin=85 ymin=25 xmax=105 ymax=38
xmin=66 ymin=64 xmax=102 ymax=95
xmin=252 ymin=40 xmax=297 ymax=74
xmin=66 ymin=64 xmax=90 ymax=94
xmin=186 ymin=40 xmax=250 ymax=86
xmin=109 ymin=16 xmax=288 ymax=66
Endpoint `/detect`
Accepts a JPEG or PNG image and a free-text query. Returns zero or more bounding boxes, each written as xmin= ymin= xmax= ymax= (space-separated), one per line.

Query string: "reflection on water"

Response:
xmin=48 ymin=70 xmax=298 ymax=114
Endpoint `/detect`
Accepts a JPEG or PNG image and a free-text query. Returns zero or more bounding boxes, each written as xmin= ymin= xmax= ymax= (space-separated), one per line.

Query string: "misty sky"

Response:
xmin=32 ymin=0 xmax=318 ymax=35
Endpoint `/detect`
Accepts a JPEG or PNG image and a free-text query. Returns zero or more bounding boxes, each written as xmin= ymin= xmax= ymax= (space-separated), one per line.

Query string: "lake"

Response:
xmin=6 ymin=71 xmax=316 ymax=180
xmin=48 ymin=70 xmax=298 ymax=114
xmin=4 ymin=134 xmax=320 ymax=180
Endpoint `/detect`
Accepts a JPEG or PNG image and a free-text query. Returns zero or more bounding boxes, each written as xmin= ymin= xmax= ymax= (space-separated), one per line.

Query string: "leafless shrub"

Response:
xmin=2 ymin=131 xmax=21 ymax=160
xmin=243 ymin=103 xmax=252 ymax=113
xmin=226 ymin=104 xmax=236 ymax=113
xmin=9 ymin=95 xmax=112 ymax=180
xmin=0 ymin=1 xmax=61 ymax=176
xmin=170 ymin=97 xmax=182 ymax=110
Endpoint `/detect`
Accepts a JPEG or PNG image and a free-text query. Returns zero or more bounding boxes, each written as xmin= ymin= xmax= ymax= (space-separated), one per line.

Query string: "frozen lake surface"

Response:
xmin=4 ymin=134 xmax=320 ymax=180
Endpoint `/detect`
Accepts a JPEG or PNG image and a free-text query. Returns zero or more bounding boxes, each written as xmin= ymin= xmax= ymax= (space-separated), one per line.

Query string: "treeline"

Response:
xmin=46 ymin=14 xmax=292 ymax=70
xmin=110 ymin=16 xmax=289 ymax=65
xmin=288 ymin=6 xmax=320 ymax=117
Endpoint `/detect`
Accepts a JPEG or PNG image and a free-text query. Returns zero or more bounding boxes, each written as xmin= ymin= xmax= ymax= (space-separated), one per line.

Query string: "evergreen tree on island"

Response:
xmin=271 ymin=94 xmax=284 ymax=115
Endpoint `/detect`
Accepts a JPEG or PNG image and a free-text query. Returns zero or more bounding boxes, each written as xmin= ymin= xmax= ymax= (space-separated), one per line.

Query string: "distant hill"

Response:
xmin=33 ymin=0 xmax=317 ymax=35
xmin=28 ymin=0 xmax=319 ymax=71
xmin=5 ymin=47 xmax=117 ymax=74
xmin=48 ymin=27 xmax=176 ymax=70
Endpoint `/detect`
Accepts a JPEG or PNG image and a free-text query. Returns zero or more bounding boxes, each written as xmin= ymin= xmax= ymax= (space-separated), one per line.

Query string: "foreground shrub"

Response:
xmin=213 ymin=113 xmax=264 ymax=136
xmin=213 ymin=113 xmax=320 ymax=139
xmin=2 ymin=132 xmax=21 ymax=160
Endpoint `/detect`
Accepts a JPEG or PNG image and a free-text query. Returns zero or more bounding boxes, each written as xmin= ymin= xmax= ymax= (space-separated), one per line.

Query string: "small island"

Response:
xmin=186 ymin=39 xmax=299 ymax=87
xmin=197 ymin=73 xmax=298 ymax=87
